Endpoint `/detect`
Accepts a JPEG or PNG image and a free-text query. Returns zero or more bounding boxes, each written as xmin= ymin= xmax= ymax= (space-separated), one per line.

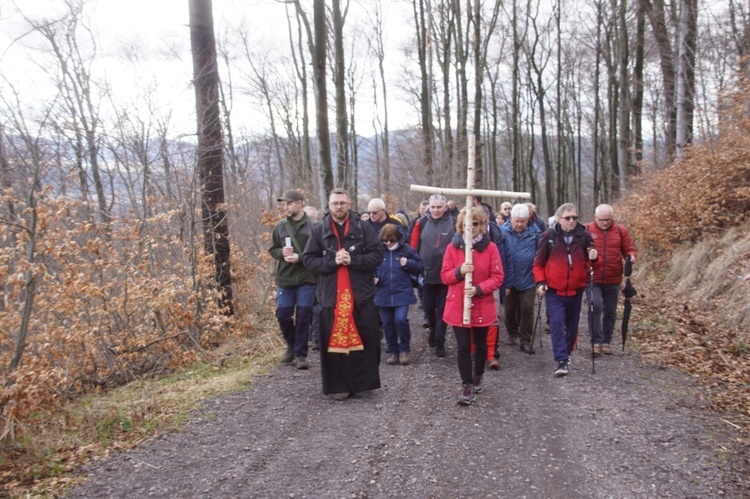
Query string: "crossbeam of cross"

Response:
xmin=411 ymin=135 xmax=531 ymax=324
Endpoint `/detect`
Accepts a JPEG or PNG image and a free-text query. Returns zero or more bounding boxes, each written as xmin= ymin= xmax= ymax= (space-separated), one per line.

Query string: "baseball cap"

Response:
xmin=277 ymin=190 xmax=304 ymax=203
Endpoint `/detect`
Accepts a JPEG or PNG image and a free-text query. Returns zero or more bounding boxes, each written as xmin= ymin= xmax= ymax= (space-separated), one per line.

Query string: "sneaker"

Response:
xmin=593 ymin=344 xmax=603 ymax=357
xmin=472 ymin=375 xmax=484 ymax=393
xmin=554 ymin=361 xmax=569 ymax=377
xmin=386 ymin=354 xmax=399 ymax=365
xmin=486 ymin=358 xmax=500 ymax=370
xmin=281 ymin=348 xmax=294 ymax=364
xmin=602 ymin=343 xmax=613 ymax=355
xmin=331 ymin=392 xmax=350 ymax=401
xmin=293 ymin=356 xmax=309 ymax=370
xmin=399 ymin=352 xmax=410 ymax=365
xmin=435 ymin=341 xmax=446 ymax=357
xmin=457 ymin=384 xmax=475 ymax=406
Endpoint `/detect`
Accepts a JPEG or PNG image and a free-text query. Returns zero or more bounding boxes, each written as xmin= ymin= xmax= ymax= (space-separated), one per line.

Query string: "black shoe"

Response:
xmin=281 ymin=348 xmax=294 ymax=364
xmin=428 ymin=331 xmax=436 ymax=348
xmin=422 ymin=321 xmax=429 ymax=329
xmin=311 ymin=339 xmax=320 ymax=351
xmin=520 ymin=343 xmax=535 ymax=354
xmin=554 ymin=361 xmax=569 ymax=377
xmin=435 ymin=342 xmax=446 ymax=357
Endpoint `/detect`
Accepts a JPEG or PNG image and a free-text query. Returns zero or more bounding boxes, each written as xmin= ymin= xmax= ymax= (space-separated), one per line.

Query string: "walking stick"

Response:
xmin=529 ymin=295 xmax=543 ymax=354
xmin=588 ymin=263 xmax=596 ymax=374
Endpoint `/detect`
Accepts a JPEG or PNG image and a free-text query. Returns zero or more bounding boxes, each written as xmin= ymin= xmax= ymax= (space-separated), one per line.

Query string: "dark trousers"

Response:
xmin=454 ymin=326 xmax=488 ymax=385
xmin=275 ymin=284 xmax=315 ymax=357
xmin=587 ymin=283 xmax=620 ymax=344
xmin=422 ymin=283 xmax=448 ymax=344
xmin=504 ymin=287 xmax=536 ymax=346
xmin=545 ymin=291 xmax=584 ymax=363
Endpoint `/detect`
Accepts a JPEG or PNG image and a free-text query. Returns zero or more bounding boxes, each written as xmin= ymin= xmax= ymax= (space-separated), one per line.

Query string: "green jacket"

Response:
xmin=269 ymin=214 xmax=317 ymax=288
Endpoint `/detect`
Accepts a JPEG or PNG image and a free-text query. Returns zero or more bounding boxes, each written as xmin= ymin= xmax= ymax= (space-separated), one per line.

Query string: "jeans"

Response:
xmin=587 ymin=283 xmax=620 ymax=345
xmin=379 ymin=305 xmax=411 ymax=354
xmin=275 ymin=284 xmax=315 ymax=357
xmin=454 ymin=326 xmax=488 ymax=384
xmin=545 ymin=291 xmax=584 ymax=363
xmin=504 ymin=287 xmax=536 ymax=346
xmin=422 ymin=283 xmax=448 ymax=345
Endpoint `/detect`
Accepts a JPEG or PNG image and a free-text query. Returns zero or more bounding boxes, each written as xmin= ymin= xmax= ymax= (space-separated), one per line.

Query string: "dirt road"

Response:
xmin=73 ymin=307 xmax=748 ymax=498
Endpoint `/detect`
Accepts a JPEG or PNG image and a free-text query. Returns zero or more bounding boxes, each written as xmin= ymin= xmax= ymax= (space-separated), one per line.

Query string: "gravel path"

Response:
xmin=73 ymin=306 xmax=748 ymax=498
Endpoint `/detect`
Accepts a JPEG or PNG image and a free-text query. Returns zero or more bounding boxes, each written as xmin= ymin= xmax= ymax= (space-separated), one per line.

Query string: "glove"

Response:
xmin=624 ymin=255 xmax=633 ymax=277
xmin=536 ymin=283 xmax=547 ymax=297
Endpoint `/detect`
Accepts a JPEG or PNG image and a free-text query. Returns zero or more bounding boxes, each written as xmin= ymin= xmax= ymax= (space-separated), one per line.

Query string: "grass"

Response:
xmin=2 ymin=330 xmax=284 ymax=497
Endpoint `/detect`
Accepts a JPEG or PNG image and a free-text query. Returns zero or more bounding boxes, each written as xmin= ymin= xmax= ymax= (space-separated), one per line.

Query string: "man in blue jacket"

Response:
xmin=501 ymin=204 xmax=541 ymax=353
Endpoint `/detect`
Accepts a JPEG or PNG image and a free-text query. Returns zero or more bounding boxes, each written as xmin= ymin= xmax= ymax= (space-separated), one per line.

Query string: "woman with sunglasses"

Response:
xmin=533 ymin=203 xmax=600 ymax=378
xmin=441 ymin=207 xmax=504 ymax=406
xmin=374 ymin=224 xmax=424 ymax=366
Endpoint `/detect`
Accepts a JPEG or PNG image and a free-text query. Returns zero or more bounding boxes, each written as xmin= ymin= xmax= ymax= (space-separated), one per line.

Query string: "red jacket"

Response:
xmin=533 ymin=223 xmax=601 ymax=296
xmin=441 ymin=236 xmax=504 ymax=328
xmin=585 ymin=221 xmax=637 ymax=285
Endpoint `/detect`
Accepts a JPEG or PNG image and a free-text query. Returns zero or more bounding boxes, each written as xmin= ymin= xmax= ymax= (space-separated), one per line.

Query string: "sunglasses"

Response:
xmin=383 ymin=239 xmax=398 ymax=243
xmin=369 ymin=210 xmax=382 ymax=215
xmin=561 ymin=215 xmax=579 ymax=221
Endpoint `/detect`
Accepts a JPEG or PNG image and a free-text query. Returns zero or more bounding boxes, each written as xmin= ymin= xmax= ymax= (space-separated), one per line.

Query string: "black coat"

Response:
xmin=302 ymin=211 xmax=384 ymax=308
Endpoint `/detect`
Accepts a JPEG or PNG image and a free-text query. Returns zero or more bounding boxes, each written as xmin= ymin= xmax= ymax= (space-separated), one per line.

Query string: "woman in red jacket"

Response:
xmin=441 ymin=206 xmax=504 ymax=406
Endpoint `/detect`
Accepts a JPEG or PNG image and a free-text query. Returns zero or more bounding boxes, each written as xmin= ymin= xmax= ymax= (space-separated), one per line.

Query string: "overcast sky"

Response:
xmin=0 ymin=0 xmax=416 ymax=138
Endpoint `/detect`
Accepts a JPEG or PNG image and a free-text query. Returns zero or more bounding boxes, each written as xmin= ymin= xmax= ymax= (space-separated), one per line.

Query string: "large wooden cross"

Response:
xmin=411 ymin=135 xmax=531 ymax=324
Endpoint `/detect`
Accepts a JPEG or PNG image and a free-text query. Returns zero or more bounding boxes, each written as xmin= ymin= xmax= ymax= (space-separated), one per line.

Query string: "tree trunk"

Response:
xmin=632 ymin=3 xmax=645 ymax=171
xmin=189 ymin=0 xmax=233 ymax=315
xmin=333 ymin=0 xmax=350 ymax=190
xmin=675 ymin=0 xmax=697 ymax=157
xmin=413 ymin=0 xmax=434 ymax=184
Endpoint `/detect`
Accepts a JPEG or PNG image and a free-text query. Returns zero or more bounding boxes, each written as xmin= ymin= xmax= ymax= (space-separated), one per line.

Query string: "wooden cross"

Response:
xmin=411 ymin=135 xmax=531 ymax=324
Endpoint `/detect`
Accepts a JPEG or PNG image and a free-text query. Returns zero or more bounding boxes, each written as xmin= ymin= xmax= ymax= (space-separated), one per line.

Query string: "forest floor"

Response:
xmin=70 ymin=304 xmax=749 ymax=498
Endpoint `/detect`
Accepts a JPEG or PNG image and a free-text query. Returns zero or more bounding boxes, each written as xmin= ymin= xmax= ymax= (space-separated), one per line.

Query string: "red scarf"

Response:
xmin=328 ymin=217 xmax=364 ymax=354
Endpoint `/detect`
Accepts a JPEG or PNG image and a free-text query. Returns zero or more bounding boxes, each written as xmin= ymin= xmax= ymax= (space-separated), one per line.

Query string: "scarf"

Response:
xmin=328 ymin=217 xmax=364 ymax=354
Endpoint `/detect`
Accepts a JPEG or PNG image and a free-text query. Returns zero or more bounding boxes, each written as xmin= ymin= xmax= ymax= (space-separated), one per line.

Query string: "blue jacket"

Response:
xmin=374 ymin=243 xmax=424 ymax=308
xmin=501 ymin=221 xmax=542 ymax=291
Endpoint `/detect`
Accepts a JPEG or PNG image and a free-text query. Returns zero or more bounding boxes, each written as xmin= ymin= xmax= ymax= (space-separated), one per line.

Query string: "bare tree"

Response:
xmin=188 ymin=0 xmax=233 ymax=315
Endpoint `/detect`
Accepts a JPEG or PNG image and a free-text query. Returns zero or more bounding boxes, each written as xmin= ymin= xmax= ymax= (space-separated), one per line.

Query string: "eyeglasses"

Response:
xmin=330 ymin=201 xmax=349 ymax=207
xmin=561 ymin=215 xmax=579 ymax=221
xmin=472 ymin=221 xmax=481 ymax=227
xmin=597 ymin=218 xmax=612 ymax=222
xmin=383 ymin=239 xmax=398 ymax=243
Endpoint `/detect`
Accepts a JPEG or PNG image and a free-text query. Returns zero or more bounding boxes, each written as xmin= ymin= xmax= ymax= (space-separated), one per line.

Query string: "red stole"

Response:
xmin=328 ymin=217 xmax=364 ymax=354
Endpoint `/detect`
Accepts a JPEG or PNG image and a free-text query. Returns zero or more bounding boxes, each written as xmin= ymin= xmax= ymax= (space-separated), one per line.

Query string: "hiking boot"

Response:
xmin=486 ymin=358 xmax=500 ymax=370
xmin=399 ymin=352 xmax=410 ymax=365
xmin=520 ymin=343 xmax=535 ymax=354
xmin=311 ymin=339 xmax=320 ymax=351
xmin=331 ymin=392 xmax=350 ymax=401
xmin=602 ymin=343 xmax=613 ymax=355
xmin=472 ymin=375 xmax=484 ymax=394
xmin=435 ymin=341 xmax=446 ymax=357
xmin=457 ymin=384 xmax=475 ymax=406
xmin=281 ymin=348 xmax=294 ymax=364
xmin=293 ymin=356 xmax=309 ymax=370
xmin=386 ymin=354 xmax=399 ymax=365
xmin=554 ymin=361 xmax=569 ymax=378
xmin=506 ymin=336 xmax=518 ymax=346
xmin=428 ymin=331 xmax=436 ymax=347
xmin=593 ymin=344 xmax=603 ymax=357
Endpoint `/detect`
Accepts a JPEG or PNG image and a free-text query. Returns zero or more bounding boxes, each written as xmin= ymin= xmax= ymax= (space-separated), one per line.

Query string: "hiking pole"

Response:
xmin=588 ymin=262 xmax=596 ymax=374
xmin=530 ymin=294 xmax=543 ymax=353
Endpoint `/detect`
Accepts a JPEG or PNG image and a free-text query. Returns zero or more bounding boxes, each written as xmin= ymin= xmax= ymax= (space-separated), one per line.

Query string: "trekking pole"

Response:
xmin=530 ymin=294 xmax=543 ymax=353
xmin=588 ymin=263 xmax=595 ymax=374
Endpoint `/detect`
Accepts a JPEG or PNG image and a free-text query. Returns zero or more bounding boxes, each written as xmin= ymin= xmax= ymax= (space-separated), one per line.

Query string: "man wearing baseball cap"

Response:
xmin=269 ymin=189 xmax=316 ymax=369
